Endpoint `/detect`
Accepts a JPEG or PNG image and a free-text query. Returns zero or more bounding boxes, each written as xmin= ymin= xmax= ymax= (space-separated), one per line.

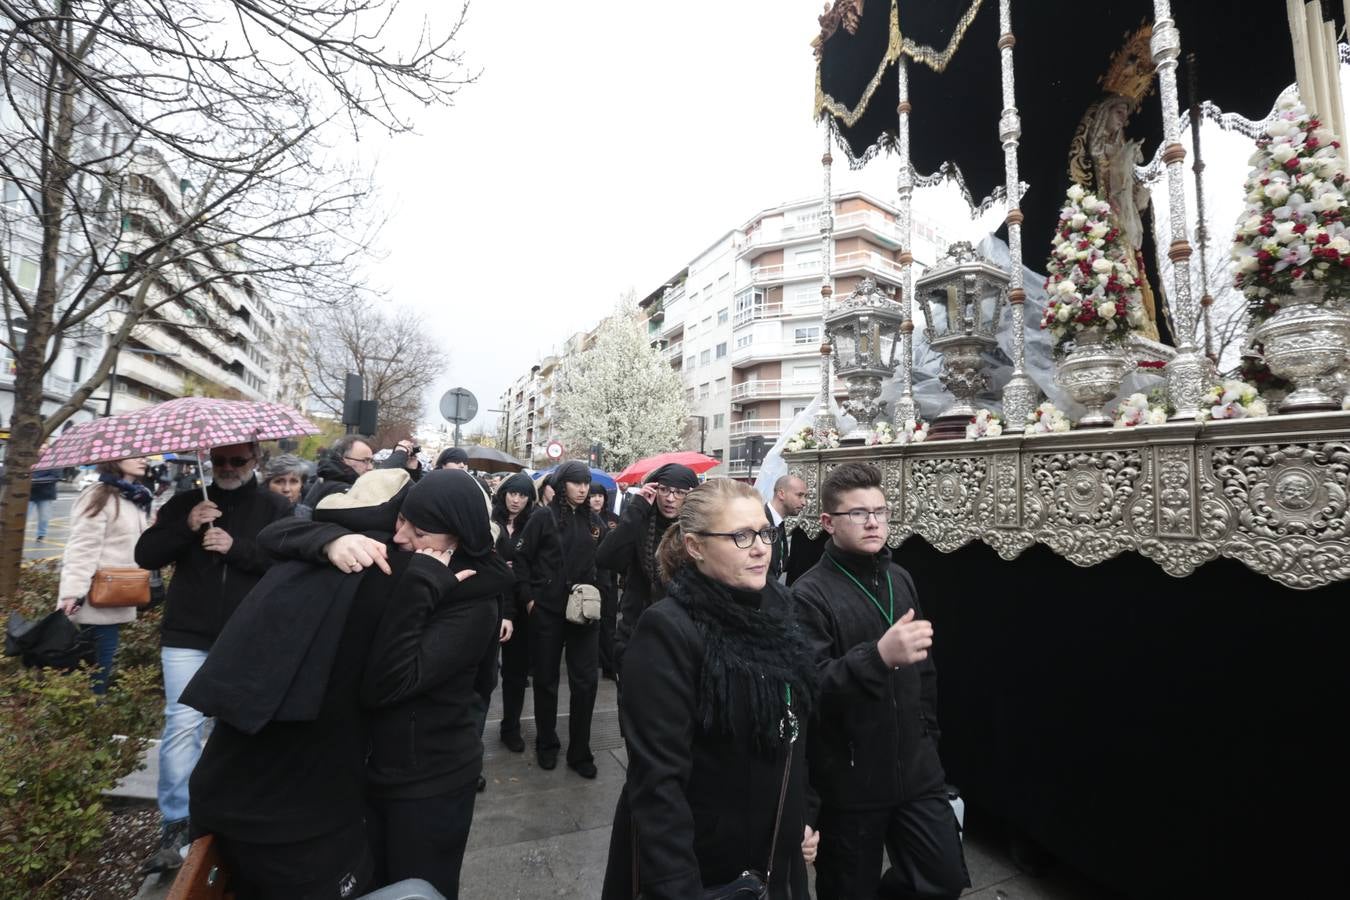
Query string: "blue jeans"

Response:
xmin=86 ymin=624 xmax=121 ymax=695
xmin=158 ymin=646 xmax=211 ymax=826
xmin=28 ymin=499 xmax=52 ymax=538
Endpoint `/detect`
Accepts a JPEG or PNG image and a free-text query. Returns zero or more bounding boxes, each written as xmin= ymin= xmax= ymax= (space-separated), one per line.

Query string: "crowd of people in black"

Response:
xmin=58 ymin=428 xmax=968 ymax=900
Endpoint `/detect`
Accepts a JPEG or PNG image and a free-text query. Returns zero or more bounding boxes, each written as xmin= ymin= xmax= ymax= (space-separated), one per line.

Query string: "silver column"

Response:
xmin=815 ymin=123 xmax=837 ymax=432
xmin=892 ymin=57 xmax=919 ymax=424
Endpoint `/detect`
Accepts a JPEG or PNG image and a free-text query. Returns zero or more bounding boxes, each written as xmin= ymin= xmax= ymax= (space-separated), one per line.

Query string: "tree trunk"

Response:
xmin=0 ymin=403 xmax=44 ymax=602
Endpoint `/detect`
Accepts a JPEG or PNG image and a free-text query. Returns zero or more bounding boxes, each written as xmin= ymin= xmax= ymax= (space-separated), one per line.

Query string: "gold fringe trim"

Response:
xmin=901 ymin=0 xmax=985 ymax=73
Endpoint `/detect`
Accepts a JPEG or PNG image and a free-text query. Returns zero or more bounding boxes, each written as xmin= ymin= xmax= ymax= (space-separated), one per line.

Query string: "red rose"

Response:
xmin=1284 ymin=159 xmax=1300 ymax=171
xmin=1294 ymin=222 xmax=1308 ymax=234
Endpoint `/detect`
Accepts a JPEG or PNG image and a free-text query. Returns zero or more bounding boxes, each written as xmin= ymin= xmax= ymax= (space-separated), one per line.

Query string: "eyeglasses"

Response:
xmin=210 ymin=455 xmax=254 ymax=469
xmin=344 ymin=455 xmax=374 ymax=466
xmin=655 ymin=485 xmax=691 ymax=498
xmin=695 ymin=527 xmax=777 ymax=549
xmin=830 ymin=507 xmax=890 ymax=525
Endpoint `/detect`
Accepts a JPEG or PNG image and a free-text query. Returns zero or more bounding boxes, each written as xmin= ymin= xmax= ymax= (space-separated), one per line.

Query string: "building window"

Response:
xmin=715 ymin=377 xmax=727 ymax=394
xmin=713 ymin=413 xmax=725 ymax=429
xmin=736 ymin=333 xmax=753 ymax=349
xmin=734 ymin=287 xmax=764 ymax=314
xmin=685 ymin=387 xmax=695 ymax=403
xmin=717 ymin=307 xmax=728 ymax=325
xmin=792 ymin=364 xmax=820 ymax=383
xmin=792 ymin=247 xmax=821 ymax=270
xmin=15 ymin=257 xmax=39 ymax=291
xmin=711 ymin=448 xmax=724 ymax=462
xmin=699 ymin=349 xmax=711 ymax=367
xmin=702 ymin=317 xmax=712 ymax=332
xmin=794 ymin=326 xmax=821 ymax=345
xmin=687 ymin=321 xmax=697 ymax=337
xmin=793 ymin=406 xmax=807 ymax=417
xmin=72 ymin=356 xmax=86 ymax=383
xmin=685 ymin=355 xmax=695 ymax=370
xmin=715 ymin=342 xmax=727 ymax=359
xmin=699 ymin=382 xmax=711 ymax=400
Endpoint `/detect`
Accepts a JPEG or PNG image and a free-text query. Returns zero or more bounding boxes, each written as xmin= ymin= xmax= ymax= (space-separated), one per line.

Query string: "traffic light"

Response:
xmin=588 ymin=443 xmax=603 ymax=468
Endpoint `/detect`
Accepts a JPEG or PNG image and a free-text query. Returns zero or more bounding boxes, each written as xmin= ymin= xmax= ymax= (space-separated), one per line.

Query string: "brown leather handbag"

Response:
xmin=86 ymin=567 xmax=152 ymax=608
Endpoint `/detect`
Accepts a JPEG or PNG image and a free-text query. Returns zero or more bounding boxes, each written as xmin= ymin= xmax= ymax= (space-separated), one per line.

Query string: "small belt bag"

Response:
xmin=565 ymin=583 xmax=602 ymax=625
xmin=87 ymin=567 xmax=152 ymax=608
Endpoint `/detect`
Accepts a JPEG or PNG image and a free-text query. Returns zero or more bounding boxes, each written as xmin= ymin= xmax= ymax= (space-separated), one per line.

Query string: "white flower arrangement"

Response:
xmin=867 ymin=421 xmax=896 ymax=445
xmin=785 ymin=424 xmax=840 ymax=452
xmin=1198 ymin=380 xmax=1270 ymax=421
xmin=1232 ymin=96 xmax=1350 ymax=318
xmin=965 ymin=409 xmax=1004 ymax=440
xmin=1113 ymin=393 xmax=1171 ymax=428
xmin=867 ymin=418 xmax=929 ymax=446
xmin=1343 ymin=394 xmax=1350 ymax=411
xmin=1041 ymin=182 xmax=1147 ymax=351
xmin=1026 ymin=401 xmax=1072 ymax=434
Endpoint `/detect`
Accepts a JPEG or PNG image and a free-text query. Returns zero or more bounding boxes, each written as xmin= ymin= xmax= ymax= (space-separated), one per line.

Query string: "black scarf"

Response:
xmin=98 ymin=472 xmax=152 ymax=512
xmin=665 ymin=567 xmax=817 ymax=757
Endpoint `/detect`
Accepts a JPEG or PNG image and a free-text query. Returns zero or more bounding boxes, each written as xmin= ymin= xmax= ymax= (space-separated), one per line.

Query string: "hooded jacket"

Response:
xmin=790 ymin=540 xmax=945 ymax=813
xmin=492 ymin=474 xmax=557 ymax=623
xmin=135 ymin=476 xmax=290 ymax=651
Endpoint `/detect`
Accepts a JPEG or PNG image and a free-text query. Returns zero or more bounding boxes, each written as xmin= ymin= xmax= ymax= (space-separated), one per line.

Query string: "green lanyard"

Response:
xmin=829 ymin=559 xmax=894 ymax=626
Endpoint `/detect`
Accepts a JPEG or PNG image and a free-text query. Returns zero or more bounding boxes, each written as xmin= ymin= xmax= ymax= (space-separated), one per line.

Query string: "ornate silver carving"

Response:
xmin=1252 ymin=284 xmax=1350 ymax=412
xmin=781 ymin=414 xmax=1350 ymax=589
xmin=894 ymin=57 xmax=917 ymax=423
xmin=1056 ymin=328 xmax=1132 ymax=427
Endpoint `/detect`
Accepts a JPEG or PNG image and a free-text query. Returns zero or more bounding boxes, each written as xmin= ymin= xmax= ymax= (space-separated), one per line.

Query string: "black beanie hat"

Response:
xmin=554 ymin=460 xmax=592 ymax=486
xmin=497 ymin=472 xmax=536 ymax=501
xmin=400 ymin=469 xmax=493 ymax=557
xmin=588 ymin=482 xmax=608 ymax=499
xmin=436 ymin=447 xmax=469 ymax=468
xmin=645 ymin=463 xmax=698 ymax=490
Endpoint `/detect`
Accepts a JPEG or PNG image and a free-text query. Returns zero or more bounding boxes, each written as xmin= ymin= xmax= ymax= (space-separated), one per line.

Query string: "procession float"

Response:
xmin=789 ymin=3 xmax=1349 ymax=895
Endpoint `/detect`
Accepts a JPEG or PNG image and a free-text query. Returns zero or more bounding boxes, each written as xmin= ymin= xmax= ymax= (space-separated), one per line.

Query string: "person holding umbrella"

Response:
xmin=134 ymin=441 xmax=291 ymax=872
xmin=598 ymin=463 xmax=698 ymax=677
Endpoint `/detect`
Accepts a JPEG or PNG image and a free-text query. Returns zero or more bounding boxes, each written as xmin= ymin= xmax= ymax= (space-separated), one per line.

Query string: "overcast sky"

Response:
xmin=365 ymin=1 xmax=908 ymax=435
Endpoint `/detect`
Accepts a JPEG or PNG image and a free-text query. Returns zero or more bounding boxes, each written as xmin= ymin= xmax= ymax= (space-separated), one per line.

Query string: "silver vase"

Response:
xmin=840 ymin=373 xmax=886 ymax=443
xmin=1254 ymin=281 xmax=1350 ymax=413
xmin=1056 ymin=327 xmax=1130 ymax=427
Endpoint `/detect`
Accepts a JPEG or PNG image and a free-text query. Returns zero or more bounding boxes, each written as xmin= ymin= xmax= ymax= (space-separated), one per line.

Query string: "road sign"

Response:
xmin=439 ymin=388 xmax=478 ymax=425
xmin=545 ymin=440 xmax=564 ymax=461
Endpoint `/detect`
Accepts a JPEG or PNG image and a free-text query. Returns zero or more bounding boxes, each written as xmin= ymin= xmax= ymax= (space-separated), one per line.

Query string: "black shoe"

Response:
xmin=140 ymin=819 xmax=190 ymax=874
xmin=500 ymin=732 xmax=525 ymax=753
xmin=569 ymin=760 xmax=598 ymax=779
xmin=476 ymin=774 xmax=487 ymax=793
xmin=601 ymin=669 xmax=617 ymax=681
xmin=537 ymin=749 xmax=558 ymax=770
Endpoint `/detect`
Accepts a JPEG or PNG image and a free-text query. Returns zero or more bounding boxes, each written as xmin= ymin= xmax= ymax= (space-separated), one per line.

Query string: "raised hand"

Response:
xmin=876 ymin=608 xmax=934 ymax=668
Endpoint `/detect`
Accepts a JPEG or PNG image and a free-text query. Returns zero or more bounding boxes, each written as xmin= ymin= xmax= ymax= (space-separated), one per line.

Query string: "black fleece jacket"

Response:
xmin=597 ymin=494 xmax=674 ymax=673
xmin=521 ymin=499 xmax=600 ymax=614
xmin=493 ymin=504 xmax=559 ymax=623
xmin=135 ymin=477 xmax=290 ymax=651
xmin=790 ymin=540 xmax=945 ymax=814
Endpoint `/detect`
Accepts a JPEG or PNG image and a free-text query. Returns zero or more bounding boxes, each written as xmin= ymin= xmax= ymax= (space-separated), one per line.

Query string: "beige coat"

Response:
xmin=58 ymin=487 xmax=149 ymax=626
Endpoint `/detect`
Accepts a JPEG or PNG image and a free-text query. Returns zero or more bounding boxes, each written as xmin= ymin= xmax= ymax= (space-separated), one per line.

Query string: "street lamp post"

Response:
xmin=488 ymin=406 xmax=510 ymax=455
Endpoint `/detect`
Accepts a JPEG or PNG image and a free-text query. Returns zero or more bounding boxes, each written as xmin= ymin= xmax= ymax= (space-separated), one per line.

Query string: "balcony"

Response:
xmin=739 ymin=209 xmax=903 ymax=256
xmin=749 ymin=250 xmax=904 ymax=286
xmin=728 ymin=340 xmax=825 ymax=367
xmin=663 ymin=340 xmax=684 ymax=362
xmin=729 ymin=379 xmax=822 ymax=402
xmin=728 ymin=418 xmax=787 ymax=439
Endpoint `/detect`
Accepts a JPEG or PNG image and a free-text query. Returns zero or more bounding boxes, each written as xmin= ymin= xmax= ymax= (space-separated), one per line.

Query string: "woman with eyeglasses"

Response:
xmin=597 ymin=463 xmax=697 ymax=678
xmin=601 ymin=478 xmax=819 ymax=900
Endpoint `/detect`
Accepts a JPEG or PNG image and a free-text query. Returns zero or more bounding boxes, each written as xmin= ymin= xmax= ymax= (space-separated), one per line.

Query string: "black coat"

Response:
xmin=525 ymin=498 xmax=601 ymax=614
xmin=764 ymin=504 xmax=786 ymax=581
xmin=301 ymin=452 xmax=359 ymax=507
xmin=135 ymin=477 xmax=290 ymax=651
xmin=494 ymin=504 xmax=559 ymax=623
xmin=602 ymin=587 xmax=811 ymax=900
xmin=597 ymin=495 xmax=673 ymax=674
xmin=791 ymin=540 xmax=945 ymax=813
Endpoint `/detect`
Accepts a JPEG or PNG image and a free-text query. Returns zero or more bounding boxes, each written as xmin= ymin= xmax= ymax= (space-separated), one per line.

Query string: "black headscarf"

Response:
xmin=645 ymin=463 xmax=698 ymax=489
xmin=435 ymin=447 xmax=469 ymax=468
xmin=554 ymin=460 xmax=592 ymax=486
xmin=400 ymin=469 xmax=493 ymax=557
xmin=491 ymin=472 xmax=537 ymax=525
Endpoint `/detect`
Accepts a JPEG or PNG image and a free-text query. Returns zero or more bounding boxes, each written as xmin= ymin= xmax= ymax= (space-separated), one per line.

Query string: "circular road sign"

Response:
xmin=545 ymin=440 xmax=564 ymax=461
xmin=439 ymin=387 xmax=478 ymax=425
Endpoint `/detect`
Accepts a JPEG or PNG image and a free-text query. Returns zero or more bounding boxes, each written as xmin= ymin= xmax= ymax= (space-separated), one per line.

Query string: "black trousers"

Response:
xmin=500 ymin=611 xmax=530 ymax=740
xmin=473 ymin=619 xmax=500 ymax=739
xmin=529 ymin=605 xmax=599 ymax=765
xmin=815 ymin=793 xmax=970 ymax=900
xmin=215 ymin=821 xmax=373 ymax=900
xmin=598 ymin=573 xmax=619 ymax=675
xmin=365 ymin=783 xmax=477 ymax=900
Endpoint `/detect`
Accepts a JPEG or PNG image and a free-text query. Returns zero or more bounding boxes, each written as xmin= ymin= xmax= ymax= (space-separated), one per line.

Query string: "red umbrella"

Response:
xmin=615 ymin=451 xmax=721 ymax=486
xmin=34 ymin=397 xmax=319 ymax=502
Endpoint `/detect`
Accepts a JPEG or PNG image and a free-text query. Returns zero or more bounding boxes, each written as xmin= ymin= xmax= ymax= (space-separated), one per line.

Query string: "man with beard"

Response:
xmin=598 ymin=463 xmax=697 ymax=677
xmin=588 ymin=483 xmax=621 ymax=679
xmin=766 ymin=474 xmax=808 ymax=582
xmin=134 ymin=442 xmax=291 ymax=873
xmin=525 ymin=461 xmax=605 ymax=778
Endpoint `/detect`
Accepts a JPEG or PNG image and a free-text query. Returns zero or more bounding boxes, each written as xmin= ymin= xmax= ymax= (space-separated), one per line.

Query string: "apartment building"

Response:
xmin=497 ymin=326 xmax=599 ymax=467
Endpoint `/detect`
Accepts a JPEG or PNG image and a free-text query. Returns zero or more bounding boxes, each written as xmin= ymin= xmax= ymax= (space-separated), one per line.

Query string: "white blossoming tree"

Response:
xmin=555 ymin=304 xmax=690 ymax=469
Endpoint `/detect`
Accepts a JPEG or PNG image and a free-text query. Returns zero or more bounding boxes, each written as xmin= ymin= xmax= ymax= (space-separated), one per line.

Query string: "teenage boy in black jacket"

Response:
xmin=792 ymin=461 xmax=969 ymax=900
xmin=527 ymin=461 xmax=605 ymax=778
xmin=134 ymin=442 xmax=290 ymax=869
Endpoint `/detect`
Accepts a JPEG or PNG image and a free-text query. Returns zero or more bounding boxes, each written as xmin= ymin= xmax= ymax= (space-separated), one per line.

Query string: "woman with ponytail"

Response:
xmin=601 ymin=478 xmax=820 ymax=900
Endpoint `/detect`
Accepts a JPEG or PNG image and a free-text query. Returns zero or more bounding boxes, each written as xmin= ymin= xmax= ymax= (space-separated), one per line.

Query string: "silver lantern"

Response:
xmin=913 ymin=242 xmax=1009 ymax=426
xmin=824 ymin=277 xmax=904 ymax=443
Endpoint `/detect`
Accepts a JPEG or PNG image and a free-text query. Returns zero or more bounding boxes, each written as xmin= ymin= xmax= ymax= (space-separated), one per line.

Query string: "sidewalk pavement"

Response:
xmin=128 ymin=673 xmax=1116 ymax=899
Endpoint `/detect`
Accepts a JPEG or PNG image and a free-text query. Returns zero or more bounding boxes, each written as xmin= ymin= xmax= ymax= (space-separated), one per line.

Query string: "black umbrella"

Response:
xmin=814 ymin=0 xmax=1302 ymax=260
xmin=465 ymin=446 xmax=527 ymax=473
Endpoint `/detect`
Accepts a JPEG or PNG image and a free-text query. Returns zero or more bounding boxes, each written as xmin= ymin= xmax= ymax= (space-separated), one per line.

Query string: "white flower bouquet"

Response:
xmin=1113 ymin=392 xmax=1170 ymax=428
xmin=867 ymin=421 xmax=896 ymax=445
xmin=1041 ymin=182 xmax=1147 ymax=351
xmin=965 ymin=409 xmax=1004 ymax=440
xmin=1198 ymin=380 xmax=1269 ymax=421
xmin=897 ymin=418 xmax=928 ymax=445
xmin=1026 ymin=401 xmax=1072 ymax=434
xmin=785 ymin=424 xmax=840 ymax=452
xmin=1232 ymin=96 xmax=1350 ymax=318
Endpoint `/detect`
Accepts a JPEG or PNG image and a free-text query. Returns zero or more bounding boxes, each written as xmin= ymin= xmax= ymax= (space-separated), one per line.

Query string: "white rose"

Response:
xmin=1266 ymin=120 xmax=1294 ymax=137
xmin=1053 ymin=419 xmax=1071 ymax=433
xmin=1330 ymin=236 xmax=1350 ymax=254
xmin=1071 ymin=213 xmax=1088 ymax=230
xmin=1147 ymin=408 xmax=1169 ymax=425
xmin=1057 ymin=279 xmax=1076 ymax=295
xmin=1235 ymin=254 xmax=1260 ymax=273
xmin=912 ymin=429 xmax=926 ymax=443
xmin=1098 ymin=301 xmax=1117 ymax=319
xmin=1091 ymin=257 xmax=1113 ymax=274
xmin=986 ymin=422 xmax=1003 ymax=437
xmin=1273 ymin=221 xmax=1297 ymax=243
xmin=1089 ymin=222 xmax=1109 ymax=239
xmin=1248 ymin=399 xmax=1269 ymax=417
xmin=1270 ymin=144 xmax=1296 ymax=164
xmin=1265 ymin=182 xmax=1291 ymax=204
xmin=1066 ymin=184 xmax=1086 ymax=201
xmin=1056 ymin=305 xmax=1072 ymax=322
xmin=1082 ymin=193 xmax=1099 ymax=207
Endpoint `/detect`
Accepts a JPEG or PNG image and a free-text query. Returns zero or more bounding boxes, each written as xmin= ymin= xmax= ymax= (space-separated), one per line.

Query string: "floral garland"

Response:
xmin=1199 ymin=380 xmax=1269 ymax=420
xmin=1026 ymin=401 xmax=1072 ymax=434
xmin=965 ymin=409 xmax=1003 ymax=439
xmin=1231 ymin=96 xmax=1350 ymax=319
xmin=1113 ymin=392 xmax=1170 ymax=428
xmin=784 ymin=424 xmax=840 ymax=453
xmin=1041 ymin=183 xmax=1147 ymax=350
xmin=870 ymin=419 xmax=929 ymax=446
